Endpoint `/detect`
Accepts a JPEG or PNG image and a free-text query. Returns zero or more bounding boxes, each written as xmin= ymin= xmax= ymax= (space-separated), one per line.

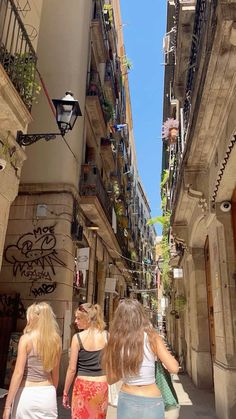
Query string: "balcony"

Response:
xmin=0 ymin=0 xmax=37 ymax=111
xmin=91 ymin=1 xmax=108 ymax=64
xmin=174 ymin=0 xmax=196 ymax=101
xmin=100 ymin=137 xmax=116 ymax=172
xmin=80 ymin=164 xmax=113 ymax=224
xmin=80 ymin=164 xmax=133 ymax=267
xmin=86 ymin=71 xmax=108 ymax=138
xmin=104 ymin=61 xmax=117 ymax=105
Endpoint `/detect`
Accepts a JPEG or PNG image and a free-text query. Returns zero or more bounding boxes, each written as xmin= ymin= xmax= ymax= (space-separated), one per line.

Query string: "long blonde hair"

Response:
xmin=102 ymin=299 xmax=157 ymax=381
xmin=24 ymin=302 xmax=61 ymax=372
xmin=76 ymin=303 xmax=106 ymax=331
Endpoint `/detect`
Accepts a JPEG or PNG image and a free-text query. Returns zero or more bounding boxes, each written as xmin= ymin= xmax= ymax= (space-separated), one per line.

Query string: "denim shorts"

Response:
xmin=117 ymin=391 xmax=165 ymax=419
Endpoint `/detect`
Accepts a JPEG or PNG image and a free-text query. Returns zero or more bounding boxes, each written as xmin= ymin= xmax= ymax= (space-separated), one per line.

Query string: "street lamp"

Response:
xmin=16 ymin=91 xmax=82 ymax=146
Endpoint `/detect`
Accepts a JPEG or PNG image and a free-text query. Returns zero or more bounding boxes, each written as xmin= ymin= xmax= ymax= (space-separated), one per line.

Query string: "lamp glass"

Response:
xmin=52 ymin=92 xmax=82 ymax=135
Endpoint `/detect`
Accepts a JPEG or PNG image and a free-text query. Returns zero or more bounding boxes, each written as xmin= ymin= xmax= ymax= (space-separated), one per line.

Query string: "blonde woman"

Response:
xmin=63 ymin=303 xmax=108 ymax=419
xmin=3 ymin=302 xmax=62 ymax=419
xmin=102 ymin=299 xmax=179 ymax=419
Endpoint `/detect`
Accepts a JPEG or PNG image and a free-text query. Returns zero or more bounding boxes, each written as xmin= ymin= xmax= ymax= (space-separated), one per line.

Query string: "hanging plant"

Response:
xmin=102 ymin=98 xmax=114 ymax=123
xmin=160 ymin=169 xmax=169 ymax=189
xmin=146 ymin=212 xmax=171 ymax=291
xmin=122 ymin=55 xmax=133 ymax=71
xmin=13 ymin=52 xmax=41 ymax=107
xmin=162 ymin=118 xmax=179 ymax=144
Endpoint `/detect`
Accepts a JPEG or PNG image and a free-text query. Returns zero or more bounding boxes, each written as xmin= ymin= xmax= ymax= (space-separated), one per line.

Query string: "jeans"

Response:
xmin=117 ymin=391 xmax=165 ymax=419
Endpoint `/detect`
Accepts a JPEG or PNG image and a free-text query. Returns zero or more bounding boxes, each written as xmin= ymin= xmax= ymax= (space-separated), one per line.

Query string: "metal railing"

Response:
xmin=93 ymin=0 xmax=108 ymax=45
xmin=183 ymin=0 xmax=207 ymax=130
xmin=0 ymin=0 xmax=37 ymax=110
xmin=87 ymin=69 xmax=114 ymax=124
xmin=80 ymin=165 xmax=113 ymax=224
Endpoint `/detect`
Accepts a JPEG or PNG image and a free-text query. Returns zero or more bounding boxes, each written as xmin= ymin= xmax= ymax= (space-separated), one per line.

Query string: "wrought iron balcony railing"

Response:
xmin=182 ymin=0 xmax=218 ymax=133
xmin=87 ymin=69 xmax=114 ymax=124
xmin=0 ymin=0 xmax=37 ymax=110
xmin=80 ymin=164 xmax=113 ymax=224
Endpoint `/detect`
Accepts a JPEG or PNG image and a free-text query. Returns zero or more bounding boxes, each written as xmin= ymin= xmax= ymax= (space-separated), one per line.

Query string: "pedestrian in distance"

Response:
xmin=3 ymin=302 xmax=62 ymax=419
xmin=62 ymin=303 xmax=108 ymax=419
xmin=102 ymin=298 xmax=179 ymax=419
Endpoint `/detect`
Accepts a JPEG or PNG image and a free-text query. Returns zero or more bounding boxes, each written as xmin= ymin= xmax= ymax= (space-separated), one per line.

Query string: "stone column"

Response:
xmin=208 ymin=208 xmax=236 ymax=419
xmin=188 ymin=248 xmax=213 ymax=388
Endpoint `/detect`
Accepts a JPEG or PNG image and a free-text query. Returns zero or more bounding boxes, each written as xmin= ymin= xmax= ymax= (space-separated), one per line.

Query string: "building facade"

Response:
xmin=162 ymin=1 xmax=236 ymax=418
xmin=0 ymin=0 xmax=156 ymax=388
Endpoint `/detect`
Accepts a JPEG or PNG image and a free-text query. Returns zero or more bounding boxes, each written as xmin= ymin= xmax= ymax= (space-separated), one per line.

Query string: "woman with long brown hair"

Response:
xmin=3 ymin=302 xmax=62 ymax=419
xmin=62 ymin=303 xmax=108 ymax=418
xmin=102 ymin=298 xmax=179 ymax=419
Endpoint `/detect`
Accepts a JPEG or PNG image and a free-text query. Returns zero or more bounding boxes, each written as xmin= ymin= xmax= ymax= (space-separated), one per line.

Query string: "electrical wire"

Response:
xmin=61 ymin=134 xmax=80 ymax=164
xmin=100 ymin=236 xmax=160 ymax=270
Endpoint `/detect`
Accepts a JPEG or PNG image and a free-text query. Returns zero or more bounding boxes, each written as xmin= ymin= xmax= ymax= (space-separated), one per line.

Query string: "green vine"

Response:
xmin=160 ymin=169 xmax=169 ymax=189
xmin=147 ymin=212 xmax=171 ymax=291
xmin=122 ymin=55 xmax=133 ymax=71
xmin=12 ymin=53 xmax=41 ymax=107
xmin=102 ymin=98 xmax=115 ymax=122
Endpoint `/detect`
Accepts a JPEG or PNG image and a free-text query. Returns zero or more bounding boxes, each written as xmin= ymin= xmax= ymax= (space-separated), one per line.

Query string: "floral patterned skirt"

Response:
xmin=72 ymin=377 xmax=108 ymax=419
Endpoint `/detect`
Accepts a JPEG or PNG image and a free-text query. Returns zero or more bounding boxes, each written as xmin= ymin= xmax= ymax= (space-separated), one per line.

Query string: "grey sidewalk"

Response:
xmin=58 ymin=373 xmax=217 ymax=418
xmin=173 ymin=373 xmax=217 ymax=419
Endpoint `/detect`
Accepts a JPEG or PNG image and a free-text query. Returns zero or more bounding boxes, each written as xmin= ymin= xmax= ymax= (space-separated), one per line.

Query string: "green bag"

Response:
xmin=155 ymin=361 xmax=179 ymax=411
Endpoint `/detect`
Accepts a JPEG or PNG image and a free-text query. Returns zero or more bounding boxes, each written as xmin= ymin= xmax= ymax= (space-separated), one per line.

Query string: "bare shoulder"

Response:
xmin=72 ymin=332 xmax=79 ymax=343
xmin=18 ymin=334 xmax=29 ymax=350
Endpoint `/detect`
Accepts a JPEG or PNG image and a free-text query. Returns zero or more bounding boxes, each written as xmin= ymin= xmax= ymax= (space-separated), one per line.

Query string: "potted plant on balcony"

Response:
xmin=102 ymin=98 xmax=114 ymax=123
xmin=162 ymin=118 xmax=179 ymax=145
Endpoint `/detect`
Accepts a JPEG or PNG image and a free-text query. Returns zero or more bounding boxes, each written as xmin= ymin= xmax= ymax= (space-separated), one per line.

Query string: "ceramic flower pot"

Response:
xmin=168 ymin=127 xmax=178 ymax=144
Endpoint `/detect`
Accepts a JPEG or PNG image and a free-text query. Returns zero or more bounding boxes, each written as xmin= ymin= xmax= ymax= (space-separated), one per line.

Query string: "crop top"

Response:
xmin=123 ymin=332 xmax=156 ymax=386
xmin=76 ymin=333 xmax=105 ymax=377
xmin=22 ymin=346 xmax=51 ymax=382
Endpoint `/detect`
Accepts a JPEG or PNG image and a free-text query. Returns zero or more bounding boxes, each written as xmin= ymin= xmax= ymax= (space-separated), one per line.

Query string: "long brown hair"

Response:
xmin=102 ymin=299 xmax=157 ymax=381
xmin=76 ymin=303 xmax=106 ymax=331
xmin=24 ymin=302 xmax=62 ymax=372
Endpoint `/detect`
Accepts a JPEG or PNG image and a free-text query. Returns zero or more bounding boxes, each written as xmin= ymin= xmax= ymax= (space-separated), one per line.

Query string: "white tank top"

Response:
xmin=123 ymin=332 xmax=156 ymax=385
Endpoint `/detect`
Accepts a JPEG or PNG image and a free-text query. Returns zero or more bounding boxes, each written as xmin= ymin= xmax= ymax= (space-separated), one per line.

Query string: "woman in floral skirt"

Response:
xmin=62 ymin=303 xmax=108 ymax=418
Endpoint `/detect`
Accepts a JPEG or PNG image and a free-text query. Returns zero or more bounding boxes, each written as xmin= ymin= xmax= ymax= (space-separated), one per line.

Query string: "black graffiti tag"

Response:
xmin=30 ymin=282 xmax=57 ymax=298
xmin=21 ymin=270 xmax=52 ymax=281
xmin=5 ymin=225 xmax=66 ymax=280
xmin=0 ymin=294 xmax=26 ymax=319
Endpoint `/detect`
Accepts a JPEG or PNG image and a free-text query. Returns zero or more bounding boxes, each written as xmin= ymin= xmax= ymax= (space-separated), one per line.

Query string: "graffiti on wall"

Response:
xmin=30 ymin=282 xmax=57 ymax=298
xmin=0 ymin=294 xmax=26 ymax=319
xmin=5 ymin=225 xmax=66 ymax=282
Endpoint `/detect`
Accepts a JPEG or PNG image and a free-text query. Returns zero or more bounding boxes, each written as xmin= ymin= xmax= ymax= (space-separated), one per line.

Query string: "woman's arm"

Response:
xmin=3 ymin=335 xmax=27 ymax=418
xmin=51 ymin=350 xmax=62 ymax=389
xmin=155 ymin=335 xmax=179 ymax=374
xmin=62 ymin=334 xmax=79 ymax=408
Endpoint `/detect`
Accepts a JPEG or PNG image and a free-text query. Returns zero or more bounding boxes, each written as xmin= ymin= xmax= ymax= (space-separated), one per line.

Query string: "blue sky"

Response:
xmin=120 ymin=0 xmax=167 ymax=234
